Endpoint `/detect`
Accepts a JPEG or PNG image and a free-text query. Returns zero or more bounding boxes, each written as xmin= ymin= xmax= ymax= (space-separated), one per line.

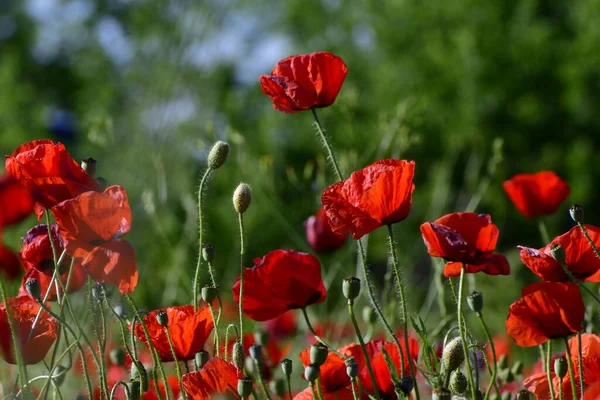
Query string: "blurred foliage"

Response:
xmin=1 ymin=0 xmax=600 ymax=367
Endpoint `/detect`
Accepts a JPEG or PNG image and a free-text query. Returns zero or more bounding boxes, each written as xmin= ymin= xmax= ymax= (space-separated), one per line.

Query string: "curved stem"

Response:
xmin=563 ymin=337 xmax=578 ymax=400
xmin=193 ymin=168 xmax=212 ymax=310
xmin=238 ymin=212 xmax=245 ymax=348
xmin=285 ymin=374 xmax=293 ymax=400
xmin=165 ymin=328 xmax=183 ymax=398
xmin=207 ymin=260 xmax=223 ymax=356
xmin=547 ymin=341 xmax=556 ymax=400
xmin=348 ymin=300 xmax=380 ymax=399
xmin=110 ymin=381 xmax=132 ymax=400
xmin=477 ymin=313 xmax=500 ymax=399
xmin=301 ymin=307 xmax=346 ymax=359
xmin=253 ymin=359 xmax=273 ymax=400
xmin=457 ymin=266 xmax=476 ymax=399
xmin=224 ymin=324 xmax=240 ymax=362
xmin=0 ymin=278 xmax=28 ymax=393
xmin=311 ymin=108 xmax=343 ymax=181
xmin=577 ymin=222 xmax=600 ymax=259
xmin=578 ymin=332 xmax=585 ymax=399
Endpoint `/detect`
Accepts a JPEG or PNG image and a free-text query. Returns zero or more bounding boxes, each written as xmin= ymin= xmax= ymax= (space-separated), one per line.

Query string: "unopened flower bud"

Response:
xmin=233 ymin=183 xmax=252 ymax=214
xmin=201 ymin=286 xmax=217 ymax=303
xmin=554 ymin=356 xmax=568 ymax=379
xmin=281 ymin=359 xmax=293 ymax=377
xmin=113 ymin=304 xmax=127 ymax=319
xmin=396 ymin=376 xmax=414 ymax=396
xmin=81 ymin=157 xmax=97 ymax=177
xmin=195 ymin=350 xmax=209 ymax=369
xmin=343 ymin=277 xmax=361 ymax=301
xmin=345 ymin=357 xmax=358 ymax=379
xmin=550 ymin=243 xmax=566 ymax=264
xmin=362 ymin=306 xmax=377 ymax=325
xmin=233 ymin=341 xmax=245 ymax=371
xmin=208 ymin=141 xmax=230 ymax=170
xmin=570 ymin=204 xmax=584 ymax=223
xmin=25 ymin=278 xmax=41 ymax=300
xmin=254 ymin=331 xmax=269 ymax=347
xmin=304 ymin=363 xmax=320 ymax=382
xmin=310 ymin=343 xmax=328 ymax=366
xmin=110 ymin=348 xmax=126 ymax=366
xmin=516 ymin=390 xmax=531 ymax=400
xmin=467 ymin=291 xmax=483 ymax=314
xmin=511 ymin=360 xmax=523 ymax=376
xmin=249 ymin=344 xmax=262 ymax=362
xmin=202 ymin=244 xmax=216 ymax=264
xmin=449 ymin=370 xmax=468 ymax=394
xmin=237 ymin=377 xmax=253 ymax=398
xmin=269 ymin=379 xmax=286 ymax=396
xmin=442 ymin=337 xmax=465 ymax=373
xmin=156 ymin=310 xmax=168 ymax=327
xmin=432 ymin=388 xmax=452 ymax=400
xmin=130 ymin=361 xmax=149 ymax=392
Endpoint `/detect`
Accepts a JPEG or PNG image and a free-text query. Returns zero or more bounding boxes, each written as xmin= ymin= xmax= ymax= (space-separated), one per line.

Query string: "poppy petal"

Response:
xmin=81 ymin=240 xmax=138 ymax=294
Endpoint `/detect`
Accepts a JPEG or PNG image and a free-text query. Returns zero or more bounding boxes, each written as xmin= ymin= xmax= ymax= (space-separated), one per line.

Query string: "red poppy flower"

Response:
xmin=321 ymin=159 xmax=415 ymax=240
xmin=420 ymin=212 xmax=510 ymax=277
xmin=0 ymin=296 xmax=59 ymax=364
xmin=304 ymin=207 xmax=347 ymax=253
xmin=264 ymin=310 xmax=297 ymax=340
xmin=585 ymin=382 xmax=600 ymax=400
xmin=232 ymin=249 xmax=326 ymax=321
xmin=506 ymin=282 xmax=584 ymax=347
xmin=51 ymin=185 xmax=138 ymax=294
xmin=519 ymin=225 xmax=600 ymax=282
xmin=0 ymin=244 xmax=20 ymax=280
xmin=182 ymin=357 xmax=241 ymax=400
xmin=299 ymin=343 xmax=364 ymax=393
xmin=18 ymin=224 xmax=87 ymax=301
xmin=260 ymin=52 xmax=347 ymax=113
xmin=0 ymin=175 xmax=34 ymax=226
xmin=5 ymin=140 xmax=100 ymax=218
xmin=293 ymin=387 xmax=355 ymax=400
xmin=503 ymin=171 xmax=570 ymax=218
xmin=133 ymin=305 xmax=213 ymax=362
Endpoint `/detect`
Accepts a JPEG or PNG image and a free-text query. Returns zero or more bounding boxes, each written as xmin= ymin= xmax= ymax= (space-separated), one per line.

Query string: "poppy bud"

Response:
xmin=233 ymin=183 xmax=252 ymax=214
xmin=254 ymin=331 xmax=269 ymax=346
xmin=81 ymin=157 xmax=97 ymax=177
xmin=554 ymin=356 xmax=568 ymax=379
xmin=310 ymin=343 xmax=328 ymax=366
xmin=202 ymin=244 xmax=216 ymax=264
xmin=195 ymin=349 xmax=210 ymax=369
xmin=233 ymin=341 xmax=245 ymax=371
xmin=126 ymin=381 xmax=141 ymax=400
xmin=498 ymin=354 xmax=509 ymax=370
xmin=345 ymin=357 xmax=358 ymax=379
xmin=570 ymin=204 xmax=584 ymax=223
xmin=113 ymin=304 xmax=127 ymax=319
xmin=550 ymin=243 xmax=567 ymax=264
xmin=237 ymin=377 xmax=253 ymax=398
xmin=432 ymin=388 xmax=451 ymax=400
xmin=130 ymin=361 xmax=149 ymax=392
xmin=110 ymin=348 xmax=126 ymax=366
xmin=516 ymin=390 xmax=531 ymax=400
xmin=304 ymin=363 xmax=320 ymax=382
xmin=156 ymin=310 xmax=169 ymax=327
xmin=25 ymin=278 xmax=41 ymax=300
xmin=449 ymin=370 xmax=468 ymax=394
xmin=281 ymin=358 xmax=293 ymax=377
xmin=92 ymin=283 xmax=104 ymax=301
xmin=269 ymin=379 xmax=286 ymax=396
xmin=362 ymin=306 xmax=377 ymax=325
xmin=96 ymin=177 xmax=108 ymax=191
xmin=51 ymin=365 xmax=67 ymax=387
xmin=249 ymin=344 xmax=262 ymax=362
xmin=207 ymin=141 xmax=230 ymax=170
xmin=201 ymin=286 xmax=217 ymax=303
xmin=442 ymin=337 xmax=465 ymax=373
xmin=342 ymin=277 xmax=361 ymax=301
xmin=467 ymin=291 xmax=483 ymax=314
xmin=396 ymin=376 xmax=414 ymax=396
xmin=511 ymin=360 xmax=523 ymax=376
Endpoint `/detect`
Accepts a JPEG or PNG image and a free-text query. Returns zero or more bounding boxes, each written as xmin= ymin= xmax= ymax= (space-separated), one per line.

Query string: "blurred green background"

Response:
xmin=1 ymin=0 xmax=599 ymax=362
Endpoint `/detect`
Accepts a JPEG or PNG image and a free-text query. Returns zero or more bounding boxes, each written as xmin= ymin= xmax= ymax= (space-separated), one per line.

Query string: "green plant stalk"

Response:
xmin=457 ymin=266 xmax=476 ymax=399
xmin=577 ymin=222 xmax=600 ymax=259
xmin=538 ymin=219 xmax=551 ymax=244
xmin=316 ymin=379 xmax=326 ymax=400
xmin=238 ymin=212 xmax=245 ymax=348
xmin=301 ymin=307 xmax=346 ymax=359
xmin=224 ymin=324 xmax=240 ymax=362
xmin=208 ymin=303 xmax=219 ymax=356
xmin=387 ymin=225 xmax=420 ymax=400
xmin=0 ymin=278 xmax=28 ymax=394
xmin=207 ymin=259 xmax=224 ymax=356
xmin=102 ymin=287 xmax=136 ymax=366
xmin=35 ymin=339 xmax=78 ymax=400
xmin=311 ymin=108 xmax=343 ymax=181
xmin=165 ymin=328 xmax=184 ymax=398
xmin=578 ymin=332 xmax=585 ymax=398
xmin=539 ymin=344 xmax=546 ymax=372
xmin=563 ymin=337 xmax=578 ymax=400
xmin=193 ymin=168 xmax=212 ymax=311
xmin=476 ymin=312 xmax=500 ymax=399
xmin=90 ymin=284 xmax=110 ymax=399
xmin=253 ymin=359 xmax=273 ymax=400
xmin=285 ymin=374 xmax=293 ymax=400
xmin=350 ymin=378 xmax=360 ymax=400
xmin=310 ymin=381 xmax=322 ymax=400
xmin=547 ymin=341 xmax=556 ymax=400
xmin=110 ymin=381 xmax=132 ymax=400
xmin=348 ymin=299 xmax=380 ymax=400
xmin=558 ymin=377 xmax=564 ymax=400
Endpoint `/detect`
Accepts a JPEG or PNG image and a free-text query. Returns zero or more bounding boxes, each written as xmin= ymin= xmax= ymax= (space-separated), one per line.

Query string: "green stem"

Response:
xmin=165 ymin=328 xmax=183 ymax=399
xmin=563 ymin=337 xmax=578 ymax=400
xmin=0 ymin=278 xmax=28 ymax=393
xmin=238 ymin=212 xmax=245 ymax=348
xmin=301 ymin=307 xmax=346 ymax=359
xmin=91 ymin=286 xmax=110 ymax=399
xmin=193 ymin=168 xmax=212 ymax=310
xmin=578 ymin=331 xmax=585 ymax=399
xmin=311 ymin=108 xmax=343 ymax=182
xmin=316 ymin=378 xmax=326 ymax=400
xmin=285 ymin=375 xmax=293 ymax=400
xmin=538 ymin=219 xmax=551 ymax=244
xmin=457 ymin=266 xmax=476 ymax=399
xmin=224 ymin=324 xmax=239 ymax=362
xmin=477 ymin=313 xmax=500 ymax=399
xmin=350 ymin=379 xmax=360 ymax=400
xmin=110 ymin=381 xmax=131 ymax=400
xmin=208 ymin=303 xmax=219 ymax=357
xmin=558 ymin=377 xmax=564 ymax=400
xmin=253 ymin=359 xmax=273 ymax=400
xmin=547 ymin=341 xmax=556 ymax=400
xmin=348 ymin=300 xmax=380 ymax=400
xmin=207 ymin=260 xmax=223 ymax=356
xmin=540 ymin=344 xmax=547 ymax=372
xmin=578 ymin=222 xmax=600 ymax=260
xmin=310 ymin=381 xmax=322 ymax=400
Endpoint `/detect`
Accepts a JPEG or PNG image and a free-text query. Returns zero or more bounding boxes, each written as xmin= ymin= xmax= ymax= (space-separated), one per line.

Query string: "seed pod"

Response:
xmin=207 ymin=141 xmax=230 ymax=170
xmin=81 ymin=157 xmax=97 ymax=177
xmin=342 ymin=277 xmax=361 ymax=301
xmin=345 ymin=357 xmax=358 ymax=379
xmin=281 ymin=358 xmax=293 ymax=377
xmin=233 ymin=183 xmax=252 ymax=214
xmin=304 ymin=364 xmax=320 ymax=382
xmin=156 ymin=310 xmax=169 ymax=327
xmin=233 ymin=341 xmax=245 ymax=371
xmin=202 ymin=244 xmax=216 ymax=264
xmin=237 ymin=377 xmax=253 ymax=398
xmin=310 ymin=343 xmax=328 ymax=366
xmin=396 ymin=376 xmax=414 ymax=396
xmin=516 ymin=389 xmax=531 ymax=400
xmin=570 ymin=204 xmax=584 ymax=223
xmin=554 ymin=356 xmax=568 ymax=379
xmin=449 ymin=370 xmax=468 ymax=394
xmin=25 ymin=278 xmax=41 ymax=300
xmin=467 ymin=291 xmax=483 ymax=314
xmin=110 ymin=348 xmax=126 ymax=366
xmin=550 ymin=243 xmax=566 ymax=264
xmin=249 ymin=344 xmax=262 ymax=362
xmin=195 ymin=350 xmax=210 ymax=369
xmin=201 ymin=286 xmax=217 ymax=303
xmin=442 ymin=337 xmax=465 ymax=373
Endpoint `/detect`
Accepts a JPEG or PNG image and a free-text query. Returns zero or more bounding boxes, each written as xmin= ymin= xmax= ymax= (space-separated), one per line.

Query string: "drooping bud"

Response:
xmin=207 ymin=141 xmax=230 ymax=170
xmin=25 ymin=278 xmax=41 ymax=300
xmin=195 ymin=350 xmax=209 ymax=369
xmin=110 ymin=348 xmax=126 ymax=366
xmin=233 ymin=183 xmax=252 ymax=214
xmin=467 ymin=291 xmax=483 ymax=314
xmin=269 ymin=379 xmax=286 ymax=396
xmin=281 ymin=359 xmax=293 ymax=377
xmin=310 ymin=343 xmax=328 ymax=366
xmin=156 ymin=310 xmax=169 ymax=327
xmin=550 ymin=243 xmax=567 ymax=264
xmin=432 ymin=388 xmax=452 ymax=400
xmin=449 ymin=370 xmax=468 ymax=394
xmin=129 ymin=361 xmax=149 ymax=392
xmin=249 ymin=344 xmax=262 ymax=362
xmin=570 ymin=204 xmax=584 ymax=223
xmin=201 ymin=286 xmax=217 ymax=303
xmin=342 ymin=277 xmax=361 ymax=301
xmin=233 ymin=341 xmax=245 ymax=371
xmin=554 ymin=356 xmax=568 ymax=379
xmin=396 ymin=376 xmax=414 ymax=396
xmin=81 ymin=157 xmax=97 ymax=177
xmin=345 ymin=357 xmax=358 ymax=379
xmin=202 ymin=244 xmax=216 ymax=264
xmin=516 ymin=390 xmax=531 ymax=400
xmin=254 ymin=331 xmax=269 ymax=347
xmin=304 ymin=364 xmax=320 ymax=382
xmin=113 ymin=304 xmax=127 ymax=319
xmin=362 ymin=306 xmax=377 ymax=325
xmin=237 ymin=377 xmax=253 ymax=398
xmin=442 ymin=337 xmax=465 ymax=373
